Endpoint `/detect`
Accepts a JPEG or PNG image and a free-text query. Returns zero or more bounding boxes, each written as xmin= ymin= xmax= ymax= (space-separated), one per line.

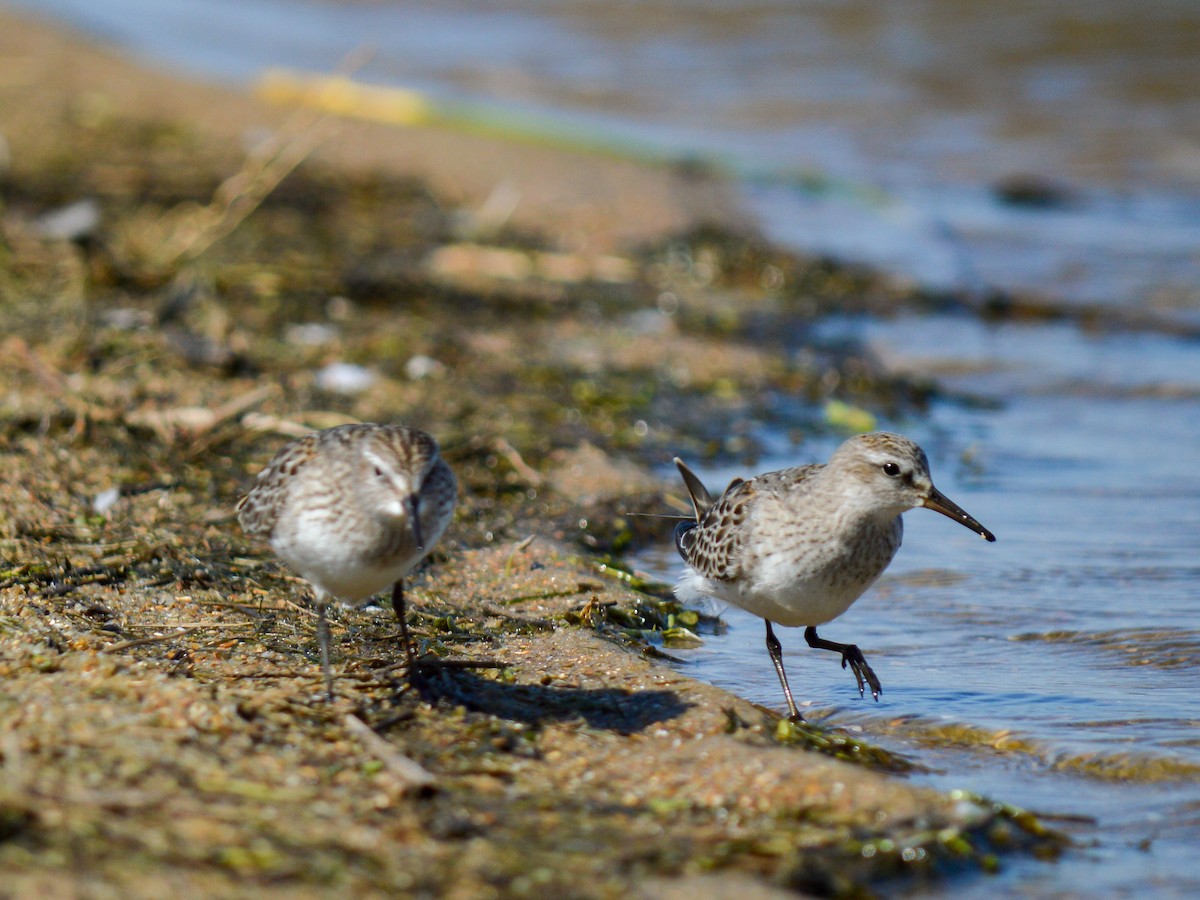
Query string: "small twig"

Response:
xmin=220 ymin=669 xmax=312 ymax=681
xmin=503 ymin=535 xmax=537 ymax=577
xmin=124 ymin=622 xmax=249 ymax=630
xmin=511 ymin=534 xmax=537 ymax=553
xmin=343 ymin=714 xmax=435 ymax=792
xmin=491 ymin=437 xmax=544 ymax=486
xmin=103 ymin=625 xmax=211 ymax=652
xmin=239 ymin=412 xmax=319 ymax=439
xmin=170 ymin=113 xmax=332 ymax=267
xmin=192 ymin=598 xmax=291 ymax=614
xmin=210 ymin=386 xmax=277 ymax=434
xmin=278 ymin=597 xmax=319 ymax=620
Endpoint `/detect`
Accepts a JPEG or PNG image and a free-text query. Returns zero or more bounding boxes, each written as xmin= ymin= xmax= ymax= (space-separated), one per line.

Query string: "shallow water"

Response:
xmin=636 ymin=313 xmax=1200 ymax=894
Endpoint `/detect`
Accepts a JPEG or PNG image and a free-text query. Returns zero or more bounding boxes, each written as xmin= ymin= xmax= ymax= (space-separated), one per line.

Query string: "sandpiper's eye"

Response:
xmin=373 ymin=466 xmax=385 ymax=478
xmin=882 ymin=462 xmax=902 ymax=477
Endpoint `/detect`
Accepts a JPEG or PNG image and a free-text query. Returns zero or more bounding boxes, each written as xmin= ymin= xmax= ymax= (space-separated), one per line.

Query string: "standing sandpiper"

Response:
xmin=237 ymin=423 xmax=457 ymax=699
xmin=673 ymin=432 xmax=995 ymax=721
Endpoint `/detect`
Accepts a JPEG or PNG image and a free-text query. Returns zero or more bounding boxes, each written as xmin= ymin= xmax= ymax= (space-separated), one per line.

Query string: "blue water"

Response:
xmin=637 ymin=315 xmax=1200 ymax=895
xmin=13 ymin=1 xmax=1200 ymax=891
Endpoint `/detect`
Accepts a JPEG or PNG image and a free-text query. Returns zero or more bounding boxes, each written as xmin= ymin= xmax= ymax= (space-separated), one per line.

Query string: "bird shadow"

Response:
xmin=416 ymin=667 xmax=690 ymax=735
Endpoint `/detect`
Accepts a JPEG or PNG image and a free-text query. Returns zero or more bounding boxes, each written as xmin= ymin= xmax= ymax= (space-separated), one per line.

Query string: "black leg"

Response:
xmin=764 ymin=620 xmax=803 ymax=722
xmin=317 ymin=602 xmax=334 ymax=701
xmin=391 ymin=579 xmax=421 ymax=680
xmin=804 ymin=626 xmax=881 ymax=700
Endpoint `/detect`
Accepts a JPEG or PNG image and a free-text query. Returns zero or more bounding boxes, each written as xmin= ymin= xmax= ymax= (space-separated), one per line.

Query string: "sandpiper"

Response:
xmin=237 ymin=423 xmax=457 ymax=699
xmin=672 ymin=432 xmax=994 ymax=720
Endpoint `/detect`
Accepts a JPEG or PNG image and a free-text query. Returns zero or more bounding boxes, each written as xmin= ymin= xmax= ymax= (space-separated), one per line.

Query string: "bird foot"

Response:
xmin=840 ymin=645 xmax=882 ymax=701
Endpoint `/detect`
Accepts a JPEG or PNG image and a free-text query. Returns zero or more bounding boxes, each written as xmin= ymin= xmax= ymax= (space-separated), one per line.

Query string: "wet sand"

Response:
xmin=0 ymin=7 xmax=1059 ymax=895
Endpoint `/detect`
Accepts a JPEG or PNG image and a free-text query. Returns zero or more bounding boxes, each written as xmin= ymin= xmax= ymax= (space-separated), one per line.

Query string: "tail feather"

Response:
xmin=673 ymin=457 xmax=714 ymax=522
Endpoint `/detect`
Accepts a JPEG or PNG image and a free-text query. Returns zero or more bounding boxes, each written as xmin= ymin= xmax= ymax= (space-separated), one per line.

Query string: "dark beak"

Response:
xmin=922 ymin=486 xmax=996 ymax=542
xmin=406 ymin=494 xmax=424 ymax=552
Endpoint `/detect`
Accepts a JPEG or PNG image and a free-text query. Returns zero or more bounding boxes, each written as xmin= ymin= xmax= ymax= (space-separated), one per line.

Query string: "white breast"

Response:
xmin=676 ymin=513 xmax=902 ymax=628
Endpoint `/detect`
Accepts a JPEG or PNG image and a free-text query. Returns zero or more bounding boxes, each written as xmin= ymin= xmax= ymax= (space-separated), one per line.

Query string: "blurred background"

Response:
xmin=14 ymin=0 xmax=1200 ymax=314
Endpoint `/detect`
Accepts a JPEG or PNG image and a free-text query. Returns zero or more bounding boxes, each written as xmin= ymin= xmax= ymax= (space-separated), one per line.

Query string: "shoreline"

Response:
xmin=1 ymin=6 xmax=748 ymax=256
xmin=0 ymin=7 xmax=1061 ymax=894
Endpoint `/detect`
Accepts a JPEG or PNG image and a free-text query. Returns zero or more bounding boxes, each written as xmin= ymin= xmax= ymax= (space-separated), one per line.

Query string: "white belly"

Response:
xmin=675 ymin=517 xmax=902 ymax=627
xmin=272 ymin=531 xmax=424 ymax=604
xmin=676 ymin=565 xmax=874 ymax=626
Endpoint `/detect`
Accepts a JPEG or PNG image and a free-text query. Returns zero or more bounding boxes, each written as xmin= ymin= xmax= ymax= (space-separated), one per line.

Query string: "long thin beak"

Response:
xmin=406 ymin=494 xmax=424 ymax=552
xmin=922 ymin=486 xmax=996 ymax=542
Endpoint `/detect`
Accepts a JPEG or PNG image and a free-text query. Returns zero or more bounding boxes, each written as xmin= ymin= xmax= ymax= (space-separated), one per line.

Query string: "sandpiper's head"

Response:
xmin=358 ymin=426 xmax=443 ymax=550
xmin=829 ymin=432 xmax=995 ymax=541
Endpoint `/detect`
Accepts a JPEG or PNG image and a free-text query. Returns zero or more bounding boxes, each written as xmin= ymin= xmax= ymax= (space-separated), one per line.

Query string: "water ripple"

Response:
xmin=812 ymin=708 xmax=1200 ymax=784
xmin=1008 ymin=628 xmax=1200 ymax=670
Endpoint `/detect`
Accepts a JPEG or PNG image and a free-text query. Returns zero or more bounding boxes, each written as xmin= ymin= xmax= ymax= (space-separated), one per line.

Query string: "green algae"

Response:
xmin=771 ymin=718 xmax=919 ymax=774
